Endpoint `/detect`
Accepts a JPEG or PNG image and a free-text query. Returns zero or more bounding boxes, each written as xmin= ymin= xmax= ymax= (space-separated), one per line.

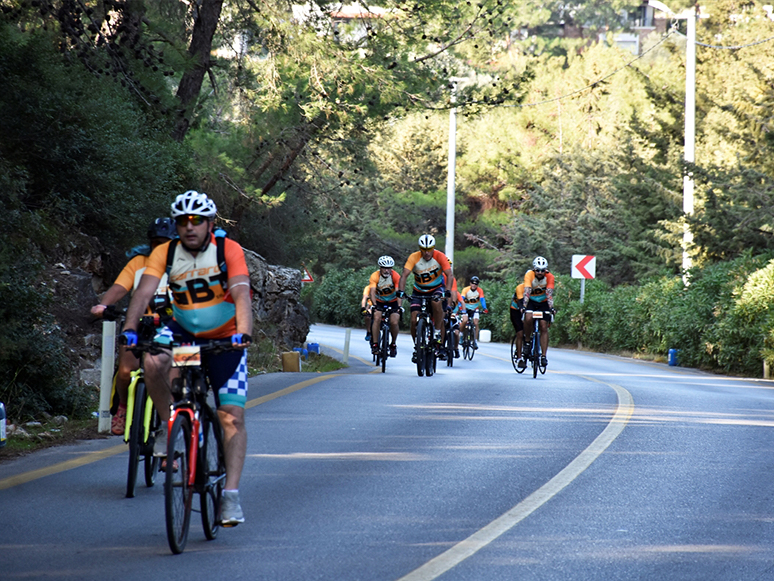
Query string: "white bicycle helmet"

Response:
xmin=418 ymin=234 xmax=436 ymax=250
xmin=378 ymin=255 xmax=395 ymax=268
xmin=533 ymin=256 xmax=548 ymax=270
xmin=170 ymin=190 xmax=217 ymax=219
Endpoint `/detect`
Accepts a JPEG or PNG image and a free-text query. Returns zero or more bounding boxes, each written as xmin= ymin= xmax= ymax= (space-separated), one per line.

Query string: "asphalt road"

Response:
xmin=2 ymin=324 xmax=774 ymax=580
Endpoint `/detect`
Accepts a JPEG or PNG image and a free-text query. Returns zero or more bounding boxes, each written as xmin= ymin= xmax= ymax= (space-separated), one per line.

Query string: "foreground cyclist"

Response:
xmin=521 ymin=256 xmax=555 ymax=369
xmin=397 ymin=234 xmax=453 ymax=362
xmin=368 ymin=256 xmax=402 ymax=358
xmin=90 ymin=218 xmax=176 ymax=435
xmin=510 ymin=276 xmax=526 ymax=367
xmin=122 ymin=190 xmax=252 ymax=526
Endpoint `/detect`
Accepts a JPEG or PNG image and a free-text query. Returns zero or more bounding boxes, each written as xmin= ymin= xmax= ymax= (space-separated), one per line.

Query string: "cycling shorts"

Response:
xmin=510 ymin=308 xmax=524 ymax=334
xmin=375 ymin=300 xmax=401 ymax=313
xmin=410 ymin=289 xmax=445 ymax=312
xmin=464 ymin=309 xmax=480 ymax=321
xmin=525 ymin=299 xmax=553 ymax=315
xmin=155 ymin=321 xmax=248 ymax=409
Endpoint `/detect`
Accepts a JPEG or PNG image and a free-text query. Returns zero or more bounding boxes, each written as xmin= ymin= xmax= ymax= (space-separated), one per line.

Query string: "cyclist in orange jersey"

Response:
xmin=510 ymin=275 xmax=526 ymax=366
xmin=368 ymin=256 xmax=402 ymax=358
xmin=361 ymin=284 xmax=374 ymax=342
xmin=90 ymin=218 xmax=176 ymax=435
xmin=460 ymin=276 xmax=488 ymax=349
xmin=521 ymin=256 xmax=556 ymax=369
xmin=397 ymin=234 xmax=453 ymax=363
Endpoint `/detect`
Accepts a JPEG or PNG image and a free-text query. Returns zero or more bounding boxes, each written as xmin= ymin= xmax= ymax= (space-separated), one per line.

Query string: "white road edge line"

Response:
xmin=396 ymin=377 xmax=634 ymax=581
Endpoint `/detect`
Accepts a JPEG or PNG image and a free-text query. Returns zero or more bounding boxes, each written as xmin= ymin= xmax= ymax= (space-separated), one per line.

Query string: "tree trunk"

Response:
xmin=172 ymin=0 xmax=224 ymax=142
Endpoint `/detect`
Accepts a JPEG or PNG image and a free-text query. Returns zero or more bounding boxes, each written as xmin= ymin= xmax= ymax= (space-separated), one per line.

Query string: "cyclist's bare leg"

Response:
xmin=218 ymin=405 xmax=246 ymax=490
xmin=523 ymin=311 xmax=534 ymax=348
xmin=539 ymin=319 xmax=549 ymax=357
xmin=143 ymin=350 xmax=174 ymax=422
xmin=389 ymin=312 xmax=400 ymax=343
xmin=409 ymin=310 xmax=418 ymax=342
xmin=115 ymin=345 xmax=140 ymax=405
xmin=516 ymin=331 xmax=524 ymax=359
xmin=473 ymin=317 xmax=480 ymax=341
xmin=371 ymin=309 xmax=383 ymax=344
xmin=460 ymin=314 xmax=469 ymax=335
xmin=431 ymin=300 xmax=445 ymax=342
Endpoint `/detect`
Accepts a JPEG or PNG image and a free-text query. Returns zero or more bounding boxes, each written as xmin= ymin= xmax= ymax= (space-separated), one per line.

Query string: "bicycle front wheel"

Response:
xmin=200 ymin=407 xmax=225 ymax=540
xmin=380 ymin=324 xmax=389 ymax=373
xmin=165 ymin=414 xmax=193 ymax=554
xmin=445 ymin=329 xmax=454 ymax=367
xmin=415 ymin=319 xmax=426 ymax=377
xmin=425 ymin=322 xmax=435 ymax=377
xmin=126 ymin=379 xmax=145 ymax=498
xmin=144 ymin=402 xmax=161 ymax=487
xmin=532 ymin=338 xmax=539 ymax=379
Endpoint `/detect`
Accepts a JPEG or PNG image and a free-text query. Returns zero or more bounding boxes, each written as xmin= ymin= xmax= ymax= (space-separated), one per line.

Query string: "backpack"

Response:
xmin=165 ymin=228 xmax=229 ymax=290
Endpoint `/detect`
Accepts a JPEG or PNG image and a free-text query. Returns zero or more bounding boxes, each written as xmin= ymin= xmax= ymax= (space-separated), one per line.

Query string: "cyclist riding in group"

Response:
xmin=460 ymin=276 xmax=487 ymax=350
xmin=510 ymin=275 xmax=526 ymax=366
xmin=90 ymin=218 xmax=177 ymax=435
xmin=121 ymin=190 xmax=253 ymax=526
xmin=397 ymin=234 xmax=453 ymax=363
xmin=520 ymin=256 xmax=555 ymax=370
xmin=361 ymin=284 xmax=374 ymax=342
xmin=369 ymin=256 xmax=402 ymax=358
xmin=449 ymin=288 xmax=464 ymax=359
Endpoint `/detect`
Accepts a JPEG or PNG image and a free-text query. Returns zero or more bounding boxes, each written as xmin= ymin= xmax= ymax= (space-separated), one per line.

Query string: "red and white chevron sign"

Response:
xmin=571 ymin=255 xmax=596 ymax=279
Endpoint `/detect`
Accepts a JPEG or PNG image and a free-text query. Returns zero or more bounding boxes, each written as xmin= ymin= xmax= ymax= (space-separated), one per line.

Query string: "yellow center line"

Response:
xmin=396 ymin=375 xmax=634 ymax=581
xmin=0 ymin=375 xmax=338 ymax=491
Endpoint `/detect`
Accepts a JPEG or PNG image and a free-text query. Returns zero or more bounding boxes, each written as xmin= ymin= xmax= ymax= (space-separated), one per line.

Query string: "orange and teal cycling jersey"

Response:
xmin=362 ymin=285 xmax=373 ymax=308
xmin=510 ymin=283 xmax=525 ymax=310
xmin=461 ymin=285 xmax=485 ymax=311
xmin=452 ymin=291 xmax=465 ymax=315
xmin=524 ymin=270 xmax=555 ymax=303
xmin=113 ymin=254 xmax=169 ymax=316
xmin=369 ymin=269 xmax=401 ymax=303
xmin=404 ymin=249 xmax=451 ymax=294
xmin=145 ymin=234 xmax=249 ymax=339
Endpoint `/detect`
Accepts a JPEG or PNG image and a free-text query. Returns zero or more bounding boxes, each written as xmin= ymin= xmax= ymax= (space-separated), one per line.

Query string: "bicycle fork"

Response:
xmin=168 ymin=407 xmax=200 ymax=488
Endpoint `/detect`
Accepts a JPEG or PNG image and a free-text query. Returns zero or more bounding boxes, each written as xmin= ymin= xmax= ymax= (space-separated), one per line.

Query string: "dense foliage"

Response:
xmin=3 ymin=1 xmax=774 ymax=417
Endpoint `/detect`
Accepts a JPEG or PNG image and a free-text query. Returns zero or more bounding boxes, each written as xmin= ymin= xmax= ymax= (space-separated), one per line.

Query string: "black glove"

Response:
xmin=396 ymin=290 xmax=406 ymax=299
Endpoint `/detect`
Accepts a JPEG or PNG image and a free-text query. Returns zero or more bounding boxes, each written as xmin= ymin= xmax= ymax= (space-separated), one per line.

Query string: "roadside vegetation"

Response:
xmin=2 ymin=1 xmax=774 ymax=428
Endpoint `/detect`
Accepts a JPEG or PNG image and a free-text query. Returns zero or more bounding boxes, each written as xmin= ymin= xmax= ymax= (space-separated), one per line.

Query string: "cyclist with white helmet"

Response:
xmin=397 ymin=234 xmax=453 ymax=362
xmin=520 ymin=256 xmax=555 ymax=369
xmin=90 ymin=217 xmax=177 ymax=435
xmin=460 ymin=275 xmax=488 ymax=350
xmin=122 ymin=190 xmax=253 ymax=526
xmin=368 ymin=256 xmax=402 ymax=357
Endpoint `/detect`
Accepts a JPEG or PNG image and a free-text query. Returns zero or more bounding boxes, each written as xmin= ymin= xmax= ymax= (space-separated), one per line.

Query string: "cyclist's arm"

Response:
xmin=125 ymin=273 xmax=161 ymax=333
xmin=398 ymin=267 xmax=412 ymax=294
xmin=546 ymin=287 xmax=554 ymax=310
xmin=230 ymin=274 xmax=253 ymax=340
xmin=91 ymin=284 xmax=129 ymax=316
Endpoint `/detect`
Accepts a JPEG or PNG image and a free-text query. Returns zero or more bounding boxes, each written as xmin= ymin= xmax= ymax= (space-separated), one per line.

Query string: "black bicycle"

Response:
xmin=442 ymin=307 xmax=456 ymax=368
xmin=127 ymin=338 xmax=238 ymax=554
xmin=413 ymin=295 xmax=441 ymax=377
xmin=374 ymin=305 xmax=401 ymax=373
xmin=511 ymin=335 xmax=524 ymax=373
xmin=460 ymin=318 xmax=476 ymax=361
xmin=524 ymin=311 xmax=552 ymax=378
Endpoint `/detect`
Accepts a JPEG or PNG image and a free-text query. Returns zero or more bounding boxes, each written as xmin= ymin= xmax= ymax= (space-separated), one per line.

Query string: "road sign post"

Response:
xmin=571 ymin=255 xmax=596 ymax=304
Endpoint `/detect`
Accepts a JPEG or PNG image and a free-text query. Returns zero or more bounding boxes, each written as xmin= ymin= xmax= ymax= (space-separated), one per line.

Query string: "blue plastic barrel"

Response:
xmin=307 ymin=343 xmax=320 ymax=354
xmin=668 ymin=348 xmax=679 ymax=366
xmin=293 ymin=347 xmax=308 ymax=360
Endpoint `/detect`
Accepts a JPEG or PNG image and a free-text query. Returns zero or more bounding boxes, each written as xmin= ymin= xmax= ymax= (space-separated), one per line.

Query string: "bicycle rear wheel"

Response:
xmin=165 ymin=413 xmax=193 ymax=554
xmin=200 ymin=407 xmax=225 ymax=540
xmin=126 ymin=380 xmax=145 ymax=498
xmin=415 ymin=319 xmax=426 ymax=377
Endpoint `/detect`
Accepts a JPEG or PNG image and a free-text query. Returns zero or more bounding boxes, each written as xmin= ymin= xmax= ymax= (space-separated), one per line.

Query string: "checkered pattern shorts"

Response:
xmin=217 ymin=349 xmax=248 ymax=408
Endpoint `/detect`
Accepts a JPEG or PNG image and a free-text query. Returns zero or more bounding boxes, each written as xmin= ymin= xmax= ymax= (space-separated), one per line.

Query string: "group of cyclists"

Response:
xmin=91 ymin=210 xmax=555 ymax=531
xmin=362 ymin=234 xmax=555 ymax=369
